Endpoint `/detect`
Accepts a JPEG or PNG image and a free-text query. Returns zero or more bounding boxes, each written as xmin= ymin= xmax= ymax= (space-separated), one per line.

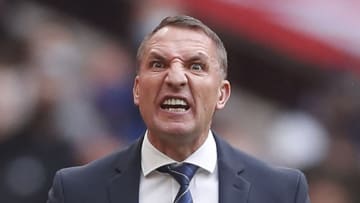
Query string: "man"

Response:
xmin=47 ymin=15 xmax=311 ymax=203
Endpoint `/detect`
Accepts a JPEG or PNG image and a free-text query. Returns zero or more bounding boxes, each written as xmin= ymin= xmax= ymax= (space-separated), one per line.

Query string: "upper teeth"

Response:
xmin=163 ymin=98 xmax=187 ymax=106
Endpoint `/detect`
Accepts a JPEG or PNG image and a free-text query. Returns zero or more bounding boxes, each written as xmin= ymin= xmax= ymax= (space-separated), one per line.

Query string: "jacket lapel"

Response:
xmin=107 ymin=138 xmax=143 ymax=203
xmin=215 ymin=135 xmax=251 ymax=203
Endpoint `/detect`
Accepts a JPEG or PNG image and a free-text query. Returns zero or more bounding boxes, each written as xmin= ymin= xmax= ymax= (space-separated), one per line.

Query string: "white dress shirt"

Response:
xmin=139 ymin=131 xmax=219 ymax=203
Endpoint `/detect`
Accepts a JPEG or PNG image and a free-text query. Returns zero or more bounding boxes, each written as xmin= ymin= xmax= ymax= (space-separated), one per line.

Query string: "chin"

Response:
xmin=164 ymin=127 xmax=192 ymax=136
xmin=154 ymin=123 xmax=195 ymax=137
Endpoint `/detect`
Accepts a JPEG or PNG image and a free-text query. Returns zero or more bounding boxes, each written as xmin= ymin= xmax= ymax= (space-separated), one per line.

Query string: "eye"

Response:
xmin=150 ymin=61 xmax=165 ymax=69
xmin=190 ymin=63 xmax=203 ymax=71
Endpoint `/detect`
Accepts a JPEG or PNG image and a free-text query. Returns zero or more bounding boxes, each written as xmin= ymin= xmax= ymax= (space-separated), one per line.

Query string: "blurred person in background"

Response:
xmin=9 ymin=3 xmax=139 ymax=164
xmin=299 ymin=74 xmax=360 ymax=203
xmin=47 ymin=15 xmax=310 ymax=203
xmin=0 ymin=30 xmax=76 ymax=203
xmin=85 ymin=41 xmax=145 ymax=144
xmin=0 ymin=4 xmax=130 ymax=202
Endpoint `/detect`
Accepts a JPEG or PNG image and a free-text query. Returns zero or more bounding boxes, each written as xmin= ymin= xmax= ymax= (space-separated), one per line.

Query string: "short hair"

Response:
xmin=136 ymin=15 xmax=228 ymax=78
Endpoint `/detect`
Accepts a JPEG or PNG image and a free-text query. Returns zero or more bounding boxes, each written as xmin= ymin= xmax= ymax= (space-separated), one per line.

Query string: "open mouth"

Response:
xmin=160 ymin=98 xmax=190 ymax=112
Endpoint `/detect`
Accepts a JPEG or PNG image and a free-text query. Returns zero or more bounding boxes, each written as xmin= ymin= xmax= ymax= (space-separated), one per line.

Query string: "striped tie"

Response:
xmin=158 ymin=163 xmax=199 ymax=203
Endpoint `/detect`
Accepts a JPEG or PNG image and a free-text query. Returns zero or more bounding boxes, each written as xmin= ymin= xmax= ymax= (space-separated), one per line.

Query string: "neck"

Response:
xmin=147 ymin=131 xmax=208 ymax=161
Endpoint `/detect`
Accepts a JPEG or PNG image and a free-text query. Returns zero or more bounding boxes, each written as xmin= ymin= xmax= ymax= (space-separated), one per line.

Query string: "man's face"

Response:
xmin=133 ymin=26 xmax=230 ymax=144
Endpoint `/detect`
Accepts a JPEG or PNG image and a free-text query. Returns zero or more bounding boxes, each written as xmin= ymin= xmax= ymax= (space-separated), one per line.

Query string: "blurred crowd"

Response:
xmin=0 ymin=1 xmax=359 ymax=203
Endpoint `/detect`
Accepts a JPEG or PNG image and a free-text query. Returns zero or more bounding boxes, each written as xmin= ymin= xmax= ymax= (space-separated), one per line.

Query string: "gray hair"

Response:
xmin=136 ymin=15 xmax=228 ymax=78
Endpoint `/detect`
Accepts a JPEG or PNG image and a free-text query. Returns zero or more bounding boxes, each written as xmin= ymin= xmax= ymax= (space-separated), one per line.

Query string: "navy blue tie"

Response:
xmin=158 ymin=163 xmax=199 ymax=203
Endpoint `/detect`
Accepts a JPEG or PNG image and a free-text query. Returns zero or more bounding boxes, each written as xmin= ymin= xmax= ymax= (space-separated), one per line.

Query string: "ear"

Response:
xmin=216 ymin=80 xmax=231 ymax=110
xmin=133 ymin=76 xmax=140 ymax=106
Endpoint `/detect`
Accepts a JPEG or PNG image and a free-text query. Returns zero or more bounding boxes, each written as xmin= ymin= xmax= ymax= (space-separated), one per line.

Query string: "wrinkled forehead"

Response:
xmin=144 ymin=26 xmax=217 ymax=60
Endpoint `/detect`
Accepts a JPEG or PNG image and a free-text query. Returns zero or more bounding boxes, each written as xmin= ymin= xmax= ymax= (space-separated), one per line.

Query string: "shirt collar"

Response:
xmin=141 ymin=130 xmax=217 ymax=176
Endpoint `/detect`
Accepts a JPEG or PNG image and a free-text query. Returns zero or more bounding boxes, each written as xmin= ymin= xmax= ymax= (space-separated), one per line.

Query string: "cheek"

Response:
xmin=137 ymin=77 xmax=159 ymax=103
xmin=197 ymin=86 xmax=219 ymax=111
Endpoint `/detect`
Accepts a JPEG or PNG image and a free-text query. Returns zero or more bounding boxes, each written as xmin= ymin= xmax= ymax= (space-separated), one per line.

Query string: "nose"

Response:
xmin=164 ymin=62 xmax=188 ymax=88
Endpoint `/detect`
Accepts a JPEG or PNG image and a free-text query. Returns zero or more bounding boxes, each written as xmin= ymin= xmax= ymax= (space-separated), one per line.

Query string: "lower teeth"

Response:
xmin=167 ymin=108 xmax=186 ymax=112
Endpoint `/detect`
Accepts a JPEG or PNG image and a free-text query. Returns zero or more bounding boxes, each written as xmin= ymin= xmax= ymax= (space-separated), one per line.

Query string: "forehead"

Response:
xmin=144 ymin=26 xmax=216 ymax=59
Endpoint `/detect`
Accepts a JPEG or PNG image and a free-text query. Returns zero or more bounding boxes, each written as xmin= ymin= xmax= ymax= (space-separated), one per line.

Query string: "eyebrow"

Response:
xmin=147 ymin=51 xmax=167 ymax=61
xmin=187 ymin=52 xmax=209 ymax=62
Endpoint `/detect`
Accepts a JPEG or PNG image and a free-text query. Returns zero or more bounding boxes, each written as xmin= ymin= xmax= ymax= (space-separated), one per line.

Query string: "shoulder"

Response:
xmin=232 ymin=145 xmax=304 ymax=182
xmin=215 ymin=134 xmax=309 ymax=202
xmin=57 ymin=150 xmax=118 ymax=182
xmin=55 ymin=138 xmax=142 ymax=186
xmin=48 ymin=139 xmax=143 ymax=202
xmin=215 ymin=133 xmax=303 ymax=175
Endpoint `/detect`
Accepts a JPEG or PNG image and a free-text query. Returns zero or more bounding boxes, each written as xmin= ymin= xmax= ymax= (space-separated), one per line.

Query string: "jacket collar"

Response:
xmin=107 ymin=137 xmax=143 ymax=203
xmin=214 ymin=134 xmax=251 ymax=203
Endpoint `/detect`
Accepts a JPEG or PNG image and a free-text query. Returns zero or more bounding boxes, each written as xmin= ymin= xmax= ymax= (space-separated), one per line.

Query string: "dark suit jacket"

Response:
xmin=47 ymin=134 xmax=310 ymax=203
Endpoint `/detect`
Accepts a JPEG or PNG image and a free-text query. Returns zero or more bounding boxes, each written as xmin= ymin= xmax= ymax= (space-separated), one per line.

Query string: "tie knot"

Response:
xmin=157 ymin=163 xmax=199 ymax=185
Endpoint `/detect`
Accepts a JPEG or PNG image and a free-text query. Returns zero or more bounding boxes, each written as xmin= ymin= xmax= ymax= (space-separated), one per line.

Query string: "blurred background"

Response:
xmin=0 ymin=0 xmax=359 ymax=202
